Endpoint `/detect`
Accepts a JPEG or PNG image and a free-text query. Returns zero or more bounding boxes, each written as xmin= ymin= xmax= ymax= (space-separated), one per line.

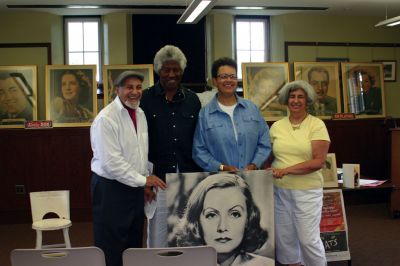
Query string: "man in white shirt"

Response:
xmin=90 ymin=71 xmax=166 ymax=266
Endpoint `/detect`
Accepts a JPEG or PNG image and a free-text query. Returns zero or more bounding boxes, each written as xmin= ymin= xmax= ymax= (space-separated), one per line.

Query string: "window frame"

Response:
xmin=234 ymin=15 xmax=270 ymax=81
xmin=63 ymin=16 xmax=102 ymax=82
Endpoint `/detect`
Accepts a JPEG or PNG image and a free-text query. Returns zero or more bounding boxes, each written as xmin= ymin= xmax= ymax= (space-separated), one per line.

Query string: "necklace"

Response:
xmin=290 ymin=113 xmax=308 ymax=130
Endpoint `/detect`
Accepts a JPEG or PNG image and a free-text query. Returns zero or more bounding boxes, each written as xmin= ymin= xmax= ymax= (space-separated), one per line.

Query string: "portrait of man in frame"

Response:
xmin=294 ymin=62 xmax=341 ymax=119
xmin=0 ymin=65 xmax=38 ymax=128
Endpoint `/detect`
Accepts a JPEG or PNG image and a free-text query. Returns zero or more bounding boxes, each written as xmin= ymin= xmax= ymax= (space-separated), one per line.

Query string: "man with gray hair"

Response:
xmin=141 ymin=45 xmax=202 ymax=247
xmin=91 ymin=70 xmax=166 ymax=266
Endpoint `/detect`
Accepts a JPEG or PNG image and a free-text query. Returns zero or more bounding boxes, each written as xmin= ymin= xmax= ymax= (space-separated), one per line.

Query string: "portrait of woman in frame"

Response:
xmin=242 ymin=62 xmax=289 ymax=121
xmin=166 ymin=170 xmax=275 ymax=266
xmin=45 ymin=65 xmax=97 ymax=127
xmin=102 ymin=64 xmax=154 ymax=106
xmin=341 ymin=63 xmax=386 ymax=118
xmin=294 ymin=62 xmax=342 ymax=119
xmin=0 ymin=65 xmax=37 ymax=128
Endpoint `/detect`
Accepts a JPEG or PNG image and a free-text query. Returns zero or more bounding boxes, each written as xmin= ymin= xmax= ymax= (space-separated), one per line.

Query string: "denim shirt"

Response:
xmin=193 ymin=94 xmax=271 ymax=172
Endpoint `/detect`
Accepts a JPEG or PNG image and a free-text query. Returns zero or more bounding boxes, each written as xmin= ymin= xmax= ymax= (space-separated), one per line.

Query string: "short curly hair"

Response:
xmin=211 ymin=57 xmax=237 ymax=78
xmin=153 ymin=45 xmax=187 ymax=74
xmin=278 ymin=80 xmax=316 ymax=106
xmin=174 ymin=173 xmax=268 ymax=255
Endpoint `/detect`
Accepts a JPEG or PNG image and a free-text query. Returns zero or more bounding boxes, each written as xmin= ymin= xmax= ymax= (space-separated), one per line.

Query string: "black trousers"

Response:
xmin=91 ymin=173 xmax=144 ymax=266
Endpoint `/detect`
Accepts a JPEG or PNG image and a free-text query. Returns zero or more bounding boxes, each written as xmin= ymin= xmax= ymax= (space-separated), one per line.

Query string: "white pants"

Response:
xmin=147 ymin=190 xmax=168 ymax=247
xmin=274 ymin=186 xmax=327 ymax=266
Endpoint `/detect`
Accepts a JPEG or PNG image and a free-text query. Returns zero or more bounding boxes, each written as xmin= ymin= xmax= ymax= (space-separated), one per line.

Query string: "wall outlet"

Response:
xmin=15 ymin=185 xmax=25 ymax=195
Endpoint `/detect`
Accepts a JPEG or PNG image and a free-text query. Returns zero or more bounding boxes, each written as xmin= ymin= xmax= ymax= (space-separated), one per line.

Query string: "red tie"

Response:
xmin=127 ymin=108 xmax=137 ymax=132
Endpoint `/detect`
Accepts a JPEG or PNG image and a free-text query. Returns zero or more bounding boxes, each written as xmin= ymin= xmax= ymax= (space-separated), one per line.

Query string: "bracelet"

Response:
xmin=219 ymin=164 xmax=224 ymax=171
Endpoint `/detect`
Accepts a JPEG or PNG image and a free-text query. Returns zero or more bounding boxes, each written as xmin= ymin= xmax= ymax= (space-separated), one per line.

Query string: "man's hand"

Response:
xmin=145 ymin=175 xmax=166 ymax=190
xmin=144 ymin=186 xmax=156 ymax=203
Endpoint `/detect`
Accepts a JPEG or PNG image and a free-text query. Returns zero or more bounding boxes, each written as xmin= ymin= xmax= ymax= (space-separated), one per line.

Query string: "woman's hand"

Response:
xmin=270 ymin=168 xmax=289 ymax=179
xmin=222 ymin=165 xmax=239 ymax=172
xmin=244 ymin=163 xmax=257 ymax=171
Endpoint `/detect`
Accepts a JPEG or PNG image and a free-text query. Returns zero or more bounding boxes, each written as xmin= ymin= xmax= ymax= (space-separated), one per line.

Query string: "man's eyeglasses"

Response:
xmin=217 ymin=74 xmax=238 ymax=80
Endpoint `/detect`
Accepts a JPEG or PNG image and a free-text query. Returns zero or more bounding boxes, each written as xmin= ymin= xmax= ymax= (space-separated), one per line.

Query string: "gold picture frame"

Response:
xmin=102 ymin=64 xmax=154 ymax=106
xmin=45 ymin=65 xmax=97 ymax=127
xmin=322 ymin=153 xmax=338 ymax=188
xmin=294 ymin=62 xmax=341 ymax=119
xmin=341 ymin=62 xmax=386 ymax=118
xmin=0 ymin=65 xmax=38 ymax=128
xmin=242 ymin=62 xmax=290 ymax=121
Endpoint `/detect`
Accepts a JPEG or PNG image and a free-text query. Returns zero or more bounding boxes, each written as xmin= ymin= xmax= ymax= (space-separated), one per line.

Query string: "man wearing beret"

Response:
xmin=90 ymin=71 xmax=166 ymax=266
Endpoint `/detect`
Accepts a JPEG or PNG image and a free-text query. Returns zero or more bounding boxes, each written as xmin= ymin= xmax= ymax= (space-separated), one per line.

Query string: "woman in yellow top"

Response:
xmin=269 ymin=80 xmax=330 ymax=266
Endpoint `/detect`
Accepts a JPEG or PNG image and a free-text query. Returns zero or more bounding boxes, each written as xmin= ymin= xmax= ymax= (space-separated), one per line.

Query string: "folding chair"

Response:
xmin=123 ymin=246 xmax=217 ymax=266
xmin=10 ymin=247 xmax=106 ymax=266
xmin=29 ymin=190 xmax=72 ymax=249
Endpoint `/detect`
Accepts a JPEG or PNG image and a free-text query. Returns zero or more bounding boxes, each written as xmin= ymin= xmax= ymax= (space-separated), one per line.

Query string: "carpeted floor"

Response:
xmin=1 ymin=203 xmax=399 ymax=266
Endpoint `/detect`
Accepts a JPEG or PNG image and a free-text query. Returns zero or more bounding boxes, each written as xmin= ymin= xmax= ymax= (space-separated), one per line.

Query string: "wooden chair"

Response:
xmin=29 ymin=190 xmax=72 ymax=249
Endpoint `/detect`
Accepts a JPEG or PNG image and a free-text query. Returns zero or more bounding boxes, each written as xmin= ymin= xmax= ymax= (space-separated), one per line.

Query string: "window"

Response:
xmin=64 ymin=17 xmax=101 ymax=81
xmin=235 ymin=17 xmax=269 ymax=79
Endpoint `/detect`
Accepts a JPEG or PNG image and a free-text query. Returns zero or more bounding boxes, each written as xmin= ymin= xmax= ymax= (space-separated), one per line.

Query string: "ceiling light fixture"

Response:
xmin=234 ymin=7 xmax=264 ymax=10
xmin=67 ymin=5 xmax=100 ymax=9
xmin=177 ymin=0 xmax=216 ymax=24
xmin=375 ymin=15 xmax=400 ymax=27
xmin=375 ymin=7 xmax=400 ymax=27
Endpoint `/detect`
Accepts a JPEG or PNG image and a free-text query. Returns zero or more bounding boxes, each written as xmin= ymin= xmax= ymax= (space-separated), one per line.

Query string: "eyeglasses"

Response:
xmin=217 ymin=73 xmax=238 ymax=80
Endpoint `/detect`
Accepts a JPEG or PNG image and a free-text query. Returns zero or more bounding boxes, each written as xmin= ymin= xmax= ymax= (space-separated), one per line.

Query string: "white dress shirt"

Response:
xmin=90 ymin=96 xmax=148 ymax=187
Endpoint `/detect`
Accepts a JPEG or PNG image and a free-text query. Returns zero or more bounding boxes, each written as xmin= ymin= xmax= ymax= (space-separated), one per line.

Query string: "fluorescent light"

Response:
xmin=388 ymin=21 xmax=400 ymax=26
xmin=177 ymin=0 xmax=216 ymax=24
xmin=186 ymin=1 xmax=211 ymax=23
xmin=375 ymin=15 xmax=400 ymax=27
xmin=68 ymin=5 xmax=100 ymax=9
xmin=234 ymin=7 xmax=264 ymax=10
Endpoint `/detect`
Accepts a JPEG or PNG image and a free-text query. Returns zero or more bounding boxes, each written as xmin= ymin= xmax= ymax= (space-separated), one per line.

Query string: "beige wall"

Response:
xmin=207 ymin=12 xmax=400 ymax=117
xmin=0 ymin=11 xmax=399 ymax=117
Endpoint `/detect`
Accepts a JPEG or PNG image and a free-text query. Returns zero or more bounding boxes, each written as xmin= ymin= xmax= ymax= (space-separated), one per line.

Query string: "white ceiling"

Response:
xmin=1 ymin=0 xmax=400 ymax=19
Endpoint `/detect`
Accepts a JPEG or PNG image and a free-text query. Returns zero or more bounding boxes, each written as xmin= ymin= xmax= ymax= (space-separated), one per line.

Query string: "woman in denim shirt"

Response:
xmin=193 ymin=57 xmax=271 ymax=172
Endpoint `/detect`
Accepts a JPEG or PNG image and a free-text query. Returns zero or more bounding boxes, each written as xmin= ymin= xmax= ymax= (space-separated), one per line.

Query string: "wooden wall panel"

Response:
xmin=0 ymin=119 xmax=397 ymax=223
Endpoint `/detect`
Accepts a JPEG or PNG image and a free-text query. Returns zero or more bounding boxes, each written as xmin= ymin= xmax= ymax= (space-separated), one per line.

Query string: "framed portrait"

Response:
xmin=102 ymin=64 xmax=154 ymax=106
xmin=166 ymin=170 xmax=275 ymax=266
xmin=0 ymin=65 xmax=38 ymax=128
xmin=45 ymin=65 xmax=97 ymax=127
xmin=242 ymin=62 xmax=290 ymax=121
xmin=322 ymin=153 xmax=338 ymax=188
xmin=372 ymin=60 xmax=396 ymax=82
xmin=294 ymin=62 xmax=342 ymax=119
xmin=341 ymin=62 xmax=386 ymax=118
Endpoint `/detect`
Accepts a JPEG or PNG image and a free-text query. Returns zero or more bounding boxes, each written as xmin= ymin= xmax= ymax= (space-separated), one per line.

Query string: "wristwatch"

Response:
xmin=219 ymin=164 xmax=224 ymax=171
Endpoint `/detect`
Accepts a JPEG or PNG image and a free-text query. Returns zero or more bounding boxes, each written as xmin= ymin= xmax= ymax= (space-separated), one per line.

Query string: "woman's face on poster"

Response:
xmin=61 ymin=73 xmax=80 ymax=101
xmin=361 ymin=74 xmax=372 ymax=92
xmin=200 ymin=186 xmax=247 ymax=254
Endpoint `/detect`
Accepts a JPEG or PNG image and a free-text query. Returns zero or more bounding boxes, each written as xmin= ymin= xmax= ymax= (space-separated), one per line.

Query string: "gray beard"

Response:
xmin=124 ymin=100 xmax=140 ymax=109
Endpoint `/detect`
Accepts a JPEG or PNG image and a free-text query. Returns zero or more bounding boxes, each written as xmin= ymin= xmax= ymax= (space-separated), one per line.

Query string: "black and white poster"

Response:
xmin=166 ymin=170 xmax=275 ymax=266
